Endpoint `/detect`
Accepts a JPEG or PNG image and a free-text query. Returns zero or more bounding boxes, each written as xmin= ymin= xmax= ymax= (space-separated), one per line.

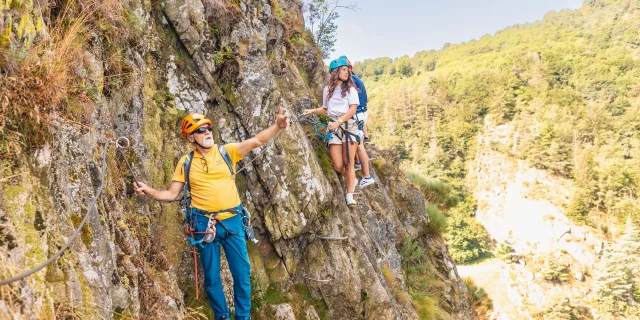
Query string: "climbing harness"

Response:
xmin=182 ymin=145 xmax=258 ymax=299
xmin=338 ymin=120 xmax=361 ymax=166
xmin=354 ymin=112 xmax=365 ymax=131
xmin=0 ymin=139 xmax=110 ymax=286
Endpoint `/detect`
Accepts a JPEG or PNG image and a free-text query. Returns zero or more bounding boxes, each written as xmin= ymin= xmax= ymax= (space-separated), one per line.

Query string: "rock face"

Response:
xmin=0 ymin=0 xmax=472 ymax=319
xmin=463 ymin=116 xmax=605 ymax=318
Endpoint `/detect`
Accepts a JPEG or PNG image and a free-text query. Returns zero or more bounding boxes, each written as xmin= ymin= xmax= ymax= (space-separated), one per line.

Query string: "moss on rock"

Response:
xmin=70 ymin=213 xmax=93 ymax=248
xmin=313 ymin=142 xmax=333 ymax=176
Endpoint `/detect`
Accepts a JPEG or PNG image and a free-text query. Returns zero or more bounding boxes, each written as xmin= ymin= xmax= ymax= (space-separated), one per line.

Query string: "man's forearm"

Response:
xmin=255 ymin=123 xmax=282 ymax=145
xmin=145 ymin=186 xmax=177 ymax=201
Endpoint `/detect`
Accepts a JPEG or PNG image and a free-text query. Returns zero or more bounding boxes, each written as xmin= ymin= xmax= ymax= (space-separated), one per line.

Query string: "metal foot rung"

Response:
xmin=302 ymin=274 xmax=332 ymax=283
xmin=317 ymin=235 xmax=348 ymax=240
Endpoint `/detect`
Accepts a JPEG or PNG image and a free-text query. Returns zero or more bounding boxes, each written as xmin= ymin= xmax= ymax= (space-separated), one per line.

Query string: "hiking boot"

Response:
xmin=364 ymin=136 xmax=371 ymax=144
xmin=345 ymin=193 xmax=356 ymax=207
xmin=354 ymin=162 xmax=362 ymax=171
xmin=359 ymin=177 xmax=375 ymax=189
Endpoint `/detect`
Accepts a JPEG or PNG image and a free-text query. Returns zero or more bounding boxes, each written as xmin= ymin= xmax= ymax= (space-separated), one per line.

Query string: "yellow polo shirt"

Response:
xmin=172 ymin=144 xmax=243 ymax=220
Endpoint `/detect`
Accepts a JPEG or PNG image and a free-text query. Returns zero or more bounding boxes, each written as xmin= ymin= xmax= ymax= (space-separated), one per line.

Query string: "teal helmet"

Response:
xmin=329 ymin=58 xmax=349 ymax=72
xmin=338 ymin=55 xmax=353 ymax=69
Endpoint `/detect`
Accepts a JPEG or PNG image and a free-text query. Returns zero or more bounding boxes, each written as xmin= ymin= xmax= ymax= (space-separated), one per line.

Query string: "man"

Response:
xmin=340 ymin=55 xmax=375 ymax=188
xmin=133 ymin=108 xmax=289 ymax=320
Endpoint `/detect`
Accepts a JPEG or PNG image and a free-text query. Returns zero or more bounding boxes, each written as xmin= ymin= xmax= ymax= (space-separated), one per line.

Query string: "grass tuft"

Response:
xmin=426 ymin=204 xmax=447 ymax=234
xmin=405 ymin=170 xmax=459 ymax=208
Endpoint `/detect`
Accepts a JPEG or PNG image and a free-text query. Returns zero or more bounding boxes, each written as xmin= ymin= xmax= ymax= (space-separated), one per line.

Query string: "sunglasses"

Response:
xmin=193 ymin=126 xmax=213 ymax=134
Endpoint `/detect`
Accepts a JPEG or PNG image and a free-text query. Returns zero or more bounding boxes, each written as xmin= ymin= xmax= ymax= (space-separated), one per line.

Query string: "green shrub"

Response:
xmin=405 ymin=171 xmax=459 ymax=208
xmin=445 ymin=211 xmax=494 ymax=264
xmin=426 ymin=204 xmax=447 ymax=234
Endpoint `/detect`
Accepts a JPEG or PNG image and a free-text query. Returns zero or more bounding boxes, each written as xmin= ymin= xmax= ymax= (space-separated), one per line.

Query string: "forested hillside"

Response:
xmin=0 ymin=0 xmax=474 ymax=319
xmin=357 ymin=0 xmax=640 ymax=317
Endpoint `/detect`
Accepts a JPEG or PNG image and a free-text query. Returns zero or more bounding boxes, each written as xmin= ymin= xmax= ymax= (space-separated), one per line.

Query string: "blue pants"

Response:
xmin=192 ymin=212 xmax=252 ymax=320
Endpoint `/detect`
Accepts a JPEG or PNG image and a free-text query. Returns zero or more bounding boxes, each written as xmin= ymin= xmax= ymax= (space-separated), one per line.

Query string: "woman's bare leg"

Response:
xmin=342 ymin=141 xmax=359 ymax=193
xmin=329 ymin=144 xmax=344 ymax=175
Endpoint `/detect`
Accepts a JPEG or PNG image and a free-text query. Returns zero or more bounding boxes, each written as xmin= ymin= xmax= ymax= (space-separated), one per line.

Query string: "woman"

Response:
xmin=304 ymin=58 xmax=361 ymax=206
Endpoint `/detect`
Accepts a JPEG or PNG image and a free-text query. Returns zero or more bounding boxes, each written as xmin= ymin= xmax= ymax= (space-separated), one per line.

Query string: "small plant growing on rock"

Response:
xmin=495 ymin=232 xmax=521 ymax=263
xmin=463 ymin=277 xmax=493 ymax=318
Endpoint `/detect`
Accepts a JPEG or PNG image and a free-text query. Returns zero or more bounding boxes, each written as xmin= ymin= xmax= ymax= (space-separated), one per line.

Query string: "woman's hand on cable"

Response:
xmin=133 ymin=181 xmax=149 ymax=195
xmin=327 ymin=121 xmax=340 ymax=131
xmin=276 ymin=107 xmax=290 ymax=129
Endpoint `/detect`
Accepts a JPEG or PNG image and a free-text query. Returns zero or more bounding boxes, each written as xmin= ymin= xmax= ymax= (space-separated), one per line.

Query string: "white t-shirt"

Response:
xmin=322 ymin=86 xmax=360 ymax=117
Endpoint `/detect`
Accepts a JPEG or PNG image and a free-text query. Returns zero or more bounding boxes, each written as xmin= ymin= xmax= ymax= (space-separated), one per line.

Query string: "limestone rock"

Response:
xmin=304 ymin=306 xmax=320 ymax=320
xmin=270 ymin=303 xmax=296 ymax=320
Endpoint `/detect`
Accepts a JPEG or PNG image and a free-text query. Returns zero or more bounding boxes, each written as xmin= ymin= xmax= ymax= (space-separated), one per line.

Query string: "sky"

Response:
xmin=329 ymin=0 xmax=584 ymax=63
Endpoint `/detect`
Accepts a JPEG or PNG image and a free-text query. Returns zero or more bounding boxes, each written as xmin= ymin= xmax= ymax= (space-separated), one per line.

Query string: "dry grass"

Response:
xmin=204 ymin=0 xmax=243 ymax=35
xmin=381 ymin=264 xmax=411 ymax=305
xmin=184 ymin=306 xmax=209 ymax=320
xmin=0 ymin=246 xmax=52 ymax=318
xmin=0 ymin=0 xmax=138 ymax=161
xmin=0 ymin=1 xmax=89 ymax=160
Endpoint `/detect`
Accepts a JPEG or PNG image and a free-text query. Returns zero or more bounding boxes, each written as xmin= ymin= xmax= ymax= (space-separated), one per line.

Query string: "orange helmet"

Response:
xmin=181 ymin=113 xmax=213 ymax=139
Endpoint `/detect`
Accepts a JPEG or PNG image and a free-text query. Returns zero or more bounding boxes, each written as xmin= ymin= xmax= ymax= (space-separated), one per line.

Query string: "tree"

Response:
xmin=594 ymin=216 xmax=640 ymax=315
xmin=445 ymin=211 xmax=494 ymax=264
xmin=541 ymin=253 xmax=570 ymax=283
xmin=397 ymin=58 xmax=413 ymax=77
xmin=385 ymin=63 xmax=396 ymax=75
xmin=303 ymin=1 xmax=358 ymax=58
xmin=542 ymin=295 xmax=578 ymax=320
xmin=594 ymin=247 xmax=632 ymax=315
xmin=363 ymin=64 xmax=376 ymax=77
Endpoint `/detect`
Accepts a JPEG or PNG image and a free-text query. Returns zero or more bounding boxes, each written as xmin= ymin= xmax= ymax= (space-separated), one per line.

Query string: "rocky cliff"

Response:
xmin=459 ymin=116 xmax=606 ymax=319
xmin=0 ymin=0 xmax=472 ymax=319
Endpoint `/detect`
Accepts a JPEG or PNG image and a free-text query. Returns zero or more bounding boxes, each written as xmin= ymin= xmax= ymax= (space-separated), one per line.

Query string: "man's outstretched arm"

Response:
xmin=237 ymin=107 xmax=289 ymax=157
xmin=134 ymin=180 xmax=184 ymax=200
